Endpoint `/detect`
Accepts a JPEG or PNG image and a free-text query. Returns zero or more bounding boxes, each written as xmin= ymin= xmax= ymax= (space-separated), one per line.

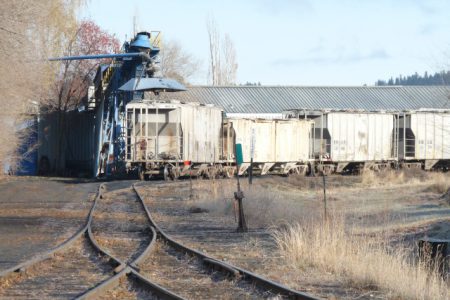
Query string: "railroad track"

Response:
xmin=0 ymin=184 xmax=110 ymax=298
xmin=132 ymin=183 xmax=318 ymax=300
xmin=0 ymin=183 xmax=174 ymax=299
xmin=0 ymin=181 xmax=319 ymax=299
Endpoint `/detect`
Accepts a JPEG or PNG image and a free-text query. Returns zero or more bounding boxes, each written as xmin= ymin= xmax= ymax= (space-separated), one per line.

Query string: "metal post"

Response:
xmin=403 ymin=114 xmax=406 ymax=157
xmin=227 ymin=122 xmax=231 ymax=160
xmin=322 ymin=173 xmax=327 ymax=222
xmin=235 ymin=146 xmax=248 ymax=233
xmin=155 ymin=107 xmax=159 ymax=158
xmin=176 ymin=109 xmax=180 ymax=175
xmin=249 ymin=127 xmax=255 ymax=185
xmin=189 ymin=169 xmax=193 ymax=200
xmin=249 ymin=158 xmax=253 ymax=185
xmin=133 ymin=108 xmax=136 ymax=161
xmin=145 ymin=107 xmax=149 ymax=161
xmin=320 ymin=113 xmax=324 ymax=162
xmin=424 ymin=113 xmax=428 ymax=160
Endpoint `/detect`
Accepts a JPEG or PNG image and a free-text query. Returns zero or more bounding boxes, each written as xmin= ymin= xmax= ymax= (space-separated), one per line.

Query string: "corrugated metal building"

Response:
xmin=38 ymin=110 xmax=96 ymax=176
xmin=36 ymin=86 xmax=450 ymax=177
xmin=147 ymin=86 xmax=450 ymax=114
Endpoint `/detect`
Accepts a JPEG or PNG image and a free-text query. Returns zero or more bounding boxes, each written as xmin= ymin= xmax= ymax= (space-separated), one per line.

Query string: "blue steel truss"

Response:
xmin=50 ymin=31 xmax=186 ymax=177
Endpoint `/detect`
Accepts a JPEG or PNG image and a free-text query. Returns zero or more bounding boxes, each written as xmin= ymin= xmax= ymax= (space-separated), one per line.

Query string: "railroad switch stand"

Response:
xmin=234 ymin=190 xmax=248 ymax=232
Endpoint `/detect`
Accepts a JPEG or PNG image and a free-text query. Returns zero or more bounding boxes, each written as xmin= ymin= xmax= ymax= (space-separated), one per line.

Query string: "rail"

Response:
xmin=75 ymin=182 xmax=184 ymax=299
xmin=132 ymin=182 xmax=319 ymax=300
xmin=2 ymin=181 xmax=321 ymax=299
xmin=0 ymin=184 xmax=101 ymax=278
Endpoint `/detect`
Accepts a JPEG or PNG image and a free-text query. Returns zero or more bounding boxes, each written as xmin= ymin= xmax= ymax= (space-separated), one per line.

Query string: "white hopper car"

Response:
xmin=224 ymin=118 xmax=313 ymax=176
xmin=399 ymin=110 xmax=450 ymax=170
xmin=125 ymin=100 xmax=226 ymax=180
xmin=126 ymin=100 xmax=314 ymax=180
xmin=284 ymin=109 xmax=450 ymax=173
xmin=283 ymin=109 xmax=399 ymax=174
xmin=126 ymin=101 xmax=450 ymax=180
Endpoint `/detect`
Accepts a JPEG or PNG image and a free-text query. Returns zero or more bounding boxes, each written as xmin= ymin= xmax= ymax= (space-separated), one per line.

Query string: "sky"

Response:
xmin=81 ymin=0 xmax=450 ymax=86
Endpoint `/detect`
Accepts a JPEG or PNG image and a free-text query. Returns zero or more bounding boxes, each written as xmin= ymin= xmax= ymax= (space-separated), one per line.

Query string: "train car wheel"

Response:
xmin=172 ymin=168 xmax=180 ymax=181
xmin=138 ymin=165 xmax=145 ymax=181
xmin=225 ymin=167 xmax=234 ymax=178
xmin=163 ymin=165 xmax=171 ymax=181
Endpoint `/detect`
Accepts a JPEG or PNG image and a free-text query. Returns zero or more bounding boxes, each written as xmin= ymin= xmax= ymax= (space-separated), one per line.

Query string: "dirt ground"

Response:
xmin=0 ymin=173 xmax=448 ymax=299
xmin=136 ymin=171 xmax=450 ymax=299
xmin=0 ymin=177 xmax=99 ymax=272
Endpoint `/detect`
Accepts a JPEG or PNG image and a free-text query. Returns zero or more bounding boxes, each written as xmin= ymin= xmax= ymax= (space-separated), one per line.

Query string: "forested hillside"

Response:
xmin=376 ymin=71 xmax=450 ymax=86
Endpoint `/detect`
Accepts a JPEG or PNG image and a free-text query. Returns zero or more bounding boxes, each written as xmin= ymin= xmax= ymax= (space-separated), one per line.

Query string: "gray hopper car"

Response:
xmin=284 ymin=109 xmax=398 ymax=174
xmin=284 ymin=109 xmax=450 ymax=173
xmin=125 ymin=100 xmax=233 ymax=180
xmin=126 ymin=101 xmax=450 ymax=180
xmin=126 ymin=100 xmax=315 ymax=180
xmin=224 ymin=118 xmax=313 ymax=176
xmin=398 ymin=110 xmax=450 ymax=171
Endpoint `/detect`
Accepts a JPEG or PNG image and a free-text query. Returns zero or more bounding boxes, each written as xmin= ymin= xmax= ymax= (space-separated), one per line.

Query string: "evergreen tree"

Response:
xmin=375 ymin=71 xmax=450 ymax=86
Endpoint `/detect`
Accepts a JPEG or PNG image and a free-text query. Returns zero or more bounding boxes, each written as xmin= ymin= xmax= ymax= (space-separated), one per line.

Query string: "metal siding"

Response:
xmin=38 ymin=113 xmax=57 ymax=167
xmin=232 ymin=119 xmax=273 ymax=162
xmin=154 ymin=86 xmax=450 ymax=114
xmin=327 ymin=112 xmax=394 ymax=162
xmin=230 ymin=118 xmax=311 ymax=163
xmin=411 ymin=112 xmax=450 ymax=160
xmin=126 ymin=101 xmax=223 ymax=164
xmin=66 ymin=112 xmax=95 ymax=163
xmin=275 ymin=120 xmax=311 ymax=162
xmin=179 ymin=103 xmax=222 ymax=163
xmin=38 ymin=111 xmax=96 ymax=174
xmin=93 ymin=98 xmax=104 ymax=176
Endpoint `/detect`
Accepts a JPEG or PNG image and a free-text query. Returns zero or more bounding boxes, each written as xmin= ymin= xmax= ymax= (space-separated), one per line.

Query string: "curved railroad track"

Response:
xmin=0 ymin=183 xmax=178 ymax=299
xmin=0 ymin=183 xmax=110 ymax=298
xmin=0 ymin=181 xmax=319 ymax=299
xmin=132 ymin=183 xmax=318 ymax=300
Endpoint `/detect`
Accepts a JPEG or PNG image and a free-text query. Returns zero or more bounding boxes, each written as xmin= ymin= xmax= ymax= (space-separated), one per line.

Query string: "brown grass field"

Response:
xmin=186 ymin=170 xmax=450 ymax=299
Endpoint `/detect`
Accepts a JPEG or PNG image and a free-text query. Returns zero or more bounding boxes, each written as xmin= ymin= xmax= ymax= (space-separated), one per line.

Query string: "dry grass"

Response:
xmin=189 ymin=171 xmax=450 ymax=229
xmin=360 ymin=170 xmax=450 ymax=192
xmin=273 ymin=217 xmax=449 ymax=300
xmin=190 ymin=179 xmax=316 ymax=227
xmin=0 ymin=208 xmax=87 ymax=219
xmin=426 ymin=174 xmax=450 ymax=194
xmin=185 ymin=172 xmax=450 ymax=298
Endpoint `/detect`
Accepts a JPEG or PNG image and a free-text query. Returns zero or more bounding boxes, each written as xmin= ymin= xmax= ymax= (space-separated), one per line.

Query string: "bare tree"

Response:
xmin=207 ymin=15 xmax=221 ymax=85
xmin=47 ymin=20 xmax=120 ymax=112
xmin=206 ymin=15 xmax=238 ymax=85
xmin=45 ymin=20 xmax=119 ymax=173
xmin=0 ymin=0 xmax=83 ymax=173
xmin=221 ymin=33 xmax=238 ymax=85
xmin=159 ymin=39 xmax=200 ymax=85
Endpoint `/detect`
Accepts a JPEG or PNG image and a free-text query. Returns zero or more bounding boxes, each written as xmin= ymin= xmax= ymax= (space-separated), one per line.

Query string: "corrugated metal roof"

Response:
xmin=147 ymin=86 xmax=450 ymax=113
